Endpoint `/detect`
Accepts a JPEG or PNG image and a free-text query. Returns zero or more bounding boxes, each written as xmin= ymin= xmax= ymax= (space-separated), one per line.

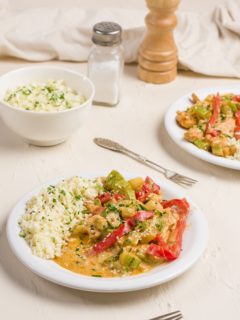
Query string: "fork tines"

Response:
xmin=149 ymin=310 xmax=183 ymax=320
xmin=171 ymin=174 xmax=197 ymax=187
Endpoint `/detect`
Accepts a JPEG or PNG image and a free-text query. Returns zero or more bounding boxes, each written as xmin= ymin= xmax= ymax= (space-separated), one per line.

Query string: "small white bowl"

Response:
xmin=0 ymin=66 xmax=95 ymax=146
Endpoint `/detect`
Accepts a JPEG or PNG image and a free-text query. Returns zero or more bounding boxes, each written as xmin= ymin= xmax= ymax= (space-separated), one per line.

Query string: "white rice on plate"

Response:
xmin=19 ymin=176 xmax=103 ymax=259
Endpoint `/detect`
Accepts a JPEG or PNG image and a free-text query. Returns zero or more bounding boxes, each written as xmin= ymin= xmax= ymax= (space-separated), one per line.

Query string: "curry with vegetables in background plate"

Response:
xmin=176 ymin=93 xmax=240 ymax=159
xmin=54 ymin=170 xmax=190 ymax=277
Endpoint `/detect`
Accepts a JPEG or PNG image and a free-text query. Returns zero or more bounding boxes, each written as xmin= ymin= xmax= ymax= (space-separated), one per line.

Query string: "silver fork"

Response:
xmin=94 ymin=138 xmax=197 ymax=188
xmin=149 ymin=310 xmax=183 ymax=320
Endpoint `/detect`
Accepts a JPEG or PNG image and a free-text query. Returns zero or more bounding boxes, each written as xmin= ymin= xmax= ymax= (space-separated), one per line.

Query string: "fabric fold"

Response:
xmin=0 ymin=0 xmax=239 ymax=77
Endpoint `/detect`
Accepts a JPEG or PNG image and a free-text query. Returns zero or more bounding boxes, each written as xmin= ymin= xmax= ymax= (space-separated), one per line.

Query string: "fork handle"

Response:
xmin=120 ymin=147 xmax=166 ymax=174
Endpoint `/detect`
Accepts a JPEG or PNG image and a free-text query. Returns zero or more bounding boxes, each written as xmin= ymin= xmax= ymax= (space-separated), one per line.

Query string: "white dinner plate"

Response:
xmin=165 ymin=85 xmax=240 ymax=170
xmin=7 ymin=172 xmax=208 ymax=292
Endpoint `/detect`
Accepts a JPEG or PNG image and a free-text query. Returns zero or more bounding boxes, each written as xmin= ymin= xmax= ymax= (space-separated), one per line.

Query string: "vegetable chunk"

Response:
xmin=104 ymin=170 xmax=136 ymax=200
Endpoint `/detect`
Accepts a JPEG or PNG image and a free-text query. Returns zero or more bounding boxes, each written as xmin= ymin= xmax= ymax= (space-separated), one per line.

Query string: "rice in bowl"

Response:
xmin=4 ymin=80 xmax=86 ymax=112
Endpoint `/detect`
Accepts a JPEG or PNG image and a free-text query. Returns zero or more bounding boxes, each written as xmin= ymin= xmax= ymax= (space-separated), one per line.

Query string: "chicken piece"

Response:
xmin=211 ymin=137 xmax=237 ymax=157
xmin=191 ymin=93 xmax=200 ymax=104
xmin=176 ymin=111 xmax=197 ymax=129
xmin=145 ymin=193 xmax=163 ymax=211
xmin=71 ymin=224 xmax=89 ymax=237
xmin=214 ymin=118 xmax=235 ymax=137
xmin=117 ymin=200 xmax=138 ymax=219
xmin=205 ymin=133 xmax=216 ymax=143
xmin=86 ymin=215 xmax=108 ymax=239
xmin=72 ymin=215 xmax=108 ymax=239
xmin=119 ymin=205 xmax=136 ymax=219
xmin=161 ymin=208 xmax=179 ymax=243
xmin=204 ymin=94 xmax=214 ymax=103
xmin=84 ymin=200 xmax=104 ymax=215
xmin=184 ymin=127 xmax=203 ymax=143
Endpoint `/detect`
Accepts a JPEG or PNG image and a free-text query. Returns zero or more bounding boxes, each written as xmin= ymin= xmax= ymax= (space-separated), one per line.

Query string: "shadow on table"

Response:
xmin=124 ymin=63 xmax=138 ymax=79
xmin=178 ymin=69 xmax=238 ymax=80
xmin=0 ymin=117 xmax=26 ymax=151
xmin=0 ymin=117 xmax=67 ymax=151
xmin=157 ymin=118 xmax=240 ymax=182
xmin=0 ymin=219 xmax=191 ymax=313
xmin=124 ymin=64 xmax=228 ymax=82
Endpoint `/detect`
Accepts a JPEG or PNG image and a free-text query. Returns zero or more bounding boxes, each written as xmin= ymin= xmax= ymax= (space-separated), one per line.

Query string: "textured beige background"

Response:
xmin=0 ymin=1 xmax=240 ymax=320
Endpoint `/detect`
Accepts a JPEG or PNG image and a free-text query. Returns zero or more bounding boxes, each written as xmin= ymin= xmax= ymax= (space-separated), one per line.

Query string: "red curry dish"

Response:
xmin=55 ymin=171 xmax=190 ymax=277
xmin=176 ymin=93 xmax=240 ymax=159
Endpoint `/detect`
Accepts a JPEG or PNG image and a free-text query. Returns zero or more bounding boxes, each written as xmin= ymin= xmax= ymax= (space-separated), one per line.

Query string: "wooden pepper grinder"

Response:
xmin=138 ymin=0 xmax=180 ymax=84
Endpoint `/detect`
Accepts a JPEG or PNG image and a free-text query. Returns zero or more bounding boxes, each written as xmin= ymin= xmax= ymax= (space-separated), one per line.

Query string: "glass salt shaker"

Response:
xmin=88 ymin=22 xmax=124 ymax=106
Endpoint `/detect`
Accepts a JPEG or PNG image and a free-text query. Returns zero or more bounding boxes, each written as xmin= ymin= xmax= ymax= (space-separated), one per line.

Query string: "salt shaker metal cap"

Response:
xmin=92 ymin=22 xmax=122 ymax=46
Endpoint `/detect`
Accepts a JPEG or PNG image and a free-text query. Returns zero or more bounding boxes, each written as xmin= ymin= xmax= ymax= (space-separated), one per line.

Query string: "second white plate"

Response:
xmin=165 ymin=85 xmax=240 ymax=170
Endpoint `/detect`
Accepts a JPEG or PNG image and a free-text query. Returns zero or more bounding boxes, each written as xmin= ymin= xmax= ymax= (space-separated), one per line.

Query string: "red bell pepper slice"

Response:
xmin=147 ymin=243 xmax=177 ymax=261
xmin=135 ymin=190 xmax=148 ymax=203
xmin=142 ymin=177 xmax=160 ymax=194
xmin=148 ymin=234 xmax=177 ymax=260
xmin=97 ymin=192 xmax=112 ymax=204
xmin=234 ymin=110 xmax=240 ymax=140
xmin=162 ymin=198 xmax=189 ymax=216
xmin=233 ymin=95 xmax=240 ymax=103
xmin=91 ymin=223 xmax=129 ymax=254
xmin=125 ymin=210 xmax=154 ymax=228
xmin=113 ymin=193 xmax=125 ymax=201
xmin=133 ymin=210 xmax=154 ymax=222
xmin=147 ymin=199 xmax=189 ymax=261
xmin=91 ymin=210 xmax=154 ymax=255
xmin=97 ymin=192 xmax=125 ymax=205
xmin=169 ymin=212 xmax=188 ymax=257
xmin=136 ymin=176 xmax=160 ymax=202
xmin=205 ymin=94 xmax=221 ymax=135
xmin=208 ymin=129 xmax=220 ymax=137
xmin=147 ymin=217 xmax=187 ymax=261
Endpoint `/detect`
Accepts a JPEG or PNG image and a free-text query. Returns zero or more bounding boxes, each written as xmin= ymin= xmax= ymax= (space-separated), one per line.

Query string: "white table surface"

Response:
xmin=1 ymin=1 xmax=240 ymax=320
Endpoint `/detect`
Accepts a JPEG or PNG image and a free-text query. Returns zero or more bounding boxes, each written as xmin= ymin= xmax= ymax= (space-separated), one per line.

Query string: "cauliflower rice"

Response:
xmin=19 ymin=176 xmax=103 ymax=259
xmin=4 ymin=79 xmax=86 ymax=112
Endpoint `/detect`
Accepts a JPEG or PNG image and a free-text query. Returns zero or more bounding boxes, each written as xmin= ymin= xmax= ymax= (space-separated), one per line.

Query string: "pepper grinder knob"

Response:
xmin=138 ymin=0 xmax=180 ymax=84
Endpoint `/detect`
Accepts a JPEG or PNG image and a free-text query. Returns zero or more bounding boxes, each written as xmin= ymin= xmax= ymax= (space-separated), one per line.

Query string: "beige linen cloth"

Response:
xmin=0 ymin=0 xmax=240 ymax=77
